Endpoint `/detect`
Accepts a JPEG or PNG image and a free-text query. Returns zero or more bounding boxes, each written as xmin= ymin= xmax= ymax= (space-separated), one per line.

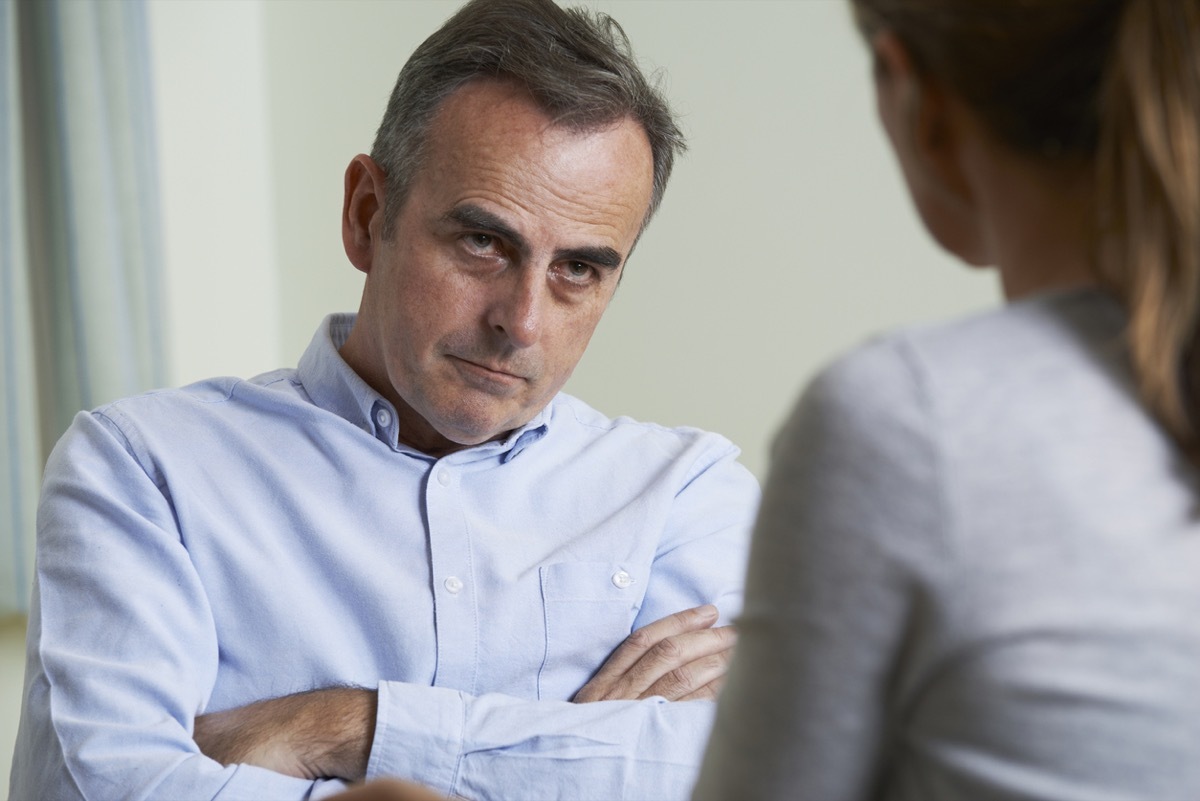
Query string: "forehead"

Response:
xmin=410 ymin=81 xmax=655 ymax=253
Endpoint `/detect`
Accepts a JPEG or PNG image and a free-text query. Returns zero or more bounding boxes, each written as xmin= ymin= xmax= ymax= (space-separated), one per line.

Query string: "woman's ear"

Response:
xmin=870 ymin=31 xmax=983 ymax=260
xmin=342 ymin=154 xmax=388 ymax=274
xmin=871 ymin=32 xmax=921 ymax=161
xmin=872 ymin=32 xmax=967 ymax=197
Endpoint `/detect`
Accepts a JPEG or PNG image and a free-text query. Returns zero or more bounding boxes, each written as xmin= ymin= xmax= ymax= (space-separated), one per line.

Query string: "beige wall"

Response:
xmin=151 ymin=0 xmax=282 ymax=386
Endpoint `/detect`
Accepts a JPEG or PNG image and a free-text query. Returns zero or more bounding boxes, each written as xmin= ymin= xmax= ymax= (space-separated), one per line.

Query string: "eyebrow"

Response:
xmin=556 ymin=244 xmax=623 ymax=272
xmin=443 ymin=204 xmax=624 ymax=272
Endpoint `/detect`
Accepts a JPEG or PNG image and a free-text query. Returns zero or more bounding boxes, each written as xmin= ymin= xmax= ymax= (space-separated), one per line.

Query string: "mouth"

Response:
xmin=448 ymin=355 xmax=528 ymax=389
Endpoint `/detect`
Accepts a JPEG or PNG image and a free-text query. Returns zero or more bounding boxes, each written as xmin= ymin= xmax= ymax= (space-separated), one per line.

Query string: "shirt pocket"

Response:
xmin=537 ymin=560 xmax=642 ymax=701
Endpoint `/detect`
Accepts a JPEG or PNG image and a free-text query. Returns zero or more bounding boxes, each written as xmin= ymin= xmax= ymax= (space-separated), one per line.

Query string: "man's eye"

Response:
xmin=564 ymin=262 xmax=594 ymax=282
xmin=465 ymin=233 xmax=496 ymax=252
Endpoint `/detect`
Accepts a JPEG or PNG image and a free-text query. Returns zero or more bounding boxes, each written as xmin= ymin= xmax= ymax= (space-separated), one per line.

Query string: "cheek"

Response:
xmin=545 ymin=307 xmax=607 ymax=371
xmin=388 ymin=255 xmax=479 ymax=335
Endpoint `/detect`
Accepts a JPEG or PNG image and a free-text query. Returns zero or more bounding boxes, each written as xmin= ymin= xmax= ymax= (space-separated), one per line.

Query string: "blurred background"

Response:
xmin=0 ymin=0 xmax=1000 ymax=786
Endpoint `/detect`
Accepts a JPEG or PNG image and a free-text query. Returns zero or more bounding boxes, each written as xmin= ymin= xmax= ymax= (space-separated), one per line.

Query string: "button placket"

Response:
xmin=424 ymin=459 xmax=477 ymax=690
xmin=435 ymin=469 xmax=460 ymax=594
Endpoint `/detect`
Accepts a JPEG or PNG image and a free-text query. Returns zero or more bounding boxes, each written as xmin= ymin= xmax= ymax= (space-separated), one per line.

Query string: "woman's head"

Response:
xmin=852 ymin=0 xmax=1123 ymax=162
xmin=855 ymin=0 xmax=1200 ymax=464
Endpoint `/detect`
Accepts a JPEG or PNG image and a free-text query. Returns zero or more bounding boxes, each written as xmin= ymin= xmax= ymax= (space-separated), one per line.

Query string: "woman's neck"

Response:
xmin=965 ymin=137 xmax=1096 ymax=301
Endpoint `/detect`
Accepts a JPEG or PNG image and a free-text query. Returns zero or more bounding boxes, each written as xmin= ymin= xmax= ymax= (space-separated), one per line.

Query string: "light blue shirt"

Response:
xmin=12 ymin=314 xmax=758 ymax=801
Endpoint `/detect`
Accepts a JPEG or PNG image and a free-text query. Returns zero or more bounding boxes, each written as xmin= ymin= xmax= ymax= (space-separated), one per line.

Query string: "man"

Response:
xmin=10 ymin=0 xmax=758 ymax=798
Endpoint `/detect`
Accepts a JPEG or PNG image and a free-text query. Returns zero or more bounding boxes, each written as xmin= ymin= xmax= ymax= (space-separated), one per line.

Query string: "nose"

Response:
xmin=486 ymin=271 xmax=544 ymax=349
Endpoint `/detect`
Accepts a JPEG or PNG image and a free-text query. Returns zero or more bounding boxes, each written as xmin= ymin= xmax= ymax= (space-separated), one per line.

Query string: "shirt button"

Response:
xmin=444 ymin=576 xmax=463 ymax=594
xmin=437 ymin=468 xmax=450 ymax=486
xmin=374 ymin=407 xmax=392 ymax=428
xmin=611 ymin=570 xmax=634 ymax=589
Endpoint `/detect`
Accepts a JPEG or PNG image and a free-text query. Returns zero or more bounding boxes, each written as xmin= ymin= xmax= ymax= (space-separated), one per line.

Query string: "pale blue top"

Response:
xmin=12 ymin=313 xmax=759 ymax=801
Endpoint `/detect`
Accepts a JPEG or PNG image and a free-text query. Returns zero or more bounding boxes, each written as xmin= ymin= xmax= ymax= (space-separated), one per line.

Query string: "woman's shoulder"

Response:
xmin=778 ymin=286 xmax=1136 ymax=498
xmin=816 ymin=287 xmax=1127 ymax=416
xmin=896 ymin=286 xmax=1123 ymax=379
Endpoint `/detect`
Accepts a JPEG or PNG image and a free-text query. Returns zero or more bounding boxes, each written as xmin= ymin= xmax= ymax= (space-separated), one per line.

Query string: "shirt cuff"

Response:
xmin=366 ymin=681 xmax=465 ymax=794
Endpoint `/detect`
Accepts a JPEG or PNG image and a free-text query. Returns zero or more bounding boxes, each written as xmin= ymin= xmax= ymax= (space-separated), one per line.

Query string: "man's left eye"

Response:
xmin=563 ymin=262 xmax=594 ymax=281
xmin=466 ymin=233 xmax=495 ymax=251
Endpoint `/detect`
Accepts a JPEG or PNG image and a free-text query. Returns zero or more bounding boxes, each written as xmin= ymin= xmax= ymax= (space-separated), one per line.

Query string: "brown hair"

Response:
xmin=853 ymin=0 xmax=1200 ymax=463
xmin=371 ymin=0 xmax=685 ymax=238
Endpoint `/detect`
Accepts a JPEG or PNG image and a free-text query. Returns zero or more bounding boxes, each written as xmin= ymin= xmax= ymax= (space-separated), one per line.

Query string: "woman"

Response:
xmin=695 ymin=1 xmax=1200 ymax=799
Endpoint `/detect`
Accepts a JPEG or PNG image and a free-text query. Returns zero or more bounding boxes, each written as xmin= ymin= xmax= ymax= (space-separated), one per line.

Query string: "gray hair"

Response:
xmin=370 ymin=0 xmax=686 ymax=237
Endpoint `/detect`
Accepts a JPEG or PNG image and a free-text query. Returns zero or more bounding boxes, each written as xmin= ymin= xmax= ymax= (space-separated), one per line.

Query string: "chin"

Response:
xmin=437 ymin=414 xmax=519 ymax=447
xmin=440 ymin=426 xmax=501 ymax=447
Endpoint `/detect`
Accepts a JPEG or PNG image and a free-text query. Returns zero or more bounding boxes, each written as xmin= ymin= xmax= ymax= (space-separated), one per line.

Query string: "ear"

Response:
xmin=342 ymin=154 xmax=388 ymax=274
xmin=871 ymin=32 xmax=917 ymax=153
xmin=871 ymin=32 xmax=987 ymax=261
xmin=872 ymin=33 xmax=973 ymax=204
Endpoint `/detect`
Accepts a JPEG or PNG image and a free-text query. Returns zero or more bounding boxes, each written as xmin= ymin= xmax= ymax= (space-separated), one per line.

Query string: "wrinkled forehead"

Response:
xmin=416 ymin=81 xmax=654 ymax=252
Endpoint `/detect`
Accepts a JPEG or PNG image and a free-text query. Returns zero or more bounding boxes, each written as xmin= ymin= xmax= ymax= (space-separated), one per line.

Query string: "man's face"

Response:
xmin=342 ymin=80 xmax=654 ymax=455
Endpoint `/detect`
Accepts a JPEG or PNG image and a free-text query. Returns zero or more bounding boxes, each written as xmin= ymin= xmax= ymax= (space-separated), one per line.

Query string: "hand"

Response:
xmin=329 ymin=778 xmax=451 ymax=801
xmin=194 ymin=687 xmax=376 ymax=781
xmin=572 ymin=604 xmax=737 ymax=703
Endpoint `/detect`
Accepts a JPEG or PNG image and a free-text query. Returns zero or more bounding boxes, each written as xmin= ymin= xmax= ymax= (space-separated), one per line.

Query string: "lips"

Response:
xmin=448 ymin=354 xmax=530 ymax=389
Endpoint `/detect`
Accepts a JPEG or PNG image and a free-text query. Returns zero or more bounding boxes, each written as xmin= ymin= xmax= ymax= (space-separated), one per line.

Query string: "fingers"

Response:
xmin=585 ymin=604 xmax=718 ymax=688
xmin=636 ymin=630 xmax=735 ymax=700
xmin=678 ymin=674 xmax=726 ymax=702
xmin=574 ymin=605 xmax=718 ymax=702
xmin=574 ymin=604 xmax=738 ymax=703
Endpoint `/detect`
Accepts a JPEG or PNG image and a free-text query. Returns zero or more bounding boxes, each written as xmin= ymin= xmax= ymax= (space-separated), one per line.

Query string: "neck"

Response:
xmin=969 ymin=142 xmax=1096 ymax=301
xmin=338 ymin=319 xmax=475 ymax=457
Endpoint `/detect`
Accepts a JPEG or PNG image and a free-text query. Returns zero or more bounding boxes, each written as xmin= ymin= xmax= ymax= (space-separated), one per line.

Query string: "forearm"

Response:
xmin=195 ymin=688 xmax=377 ymax=782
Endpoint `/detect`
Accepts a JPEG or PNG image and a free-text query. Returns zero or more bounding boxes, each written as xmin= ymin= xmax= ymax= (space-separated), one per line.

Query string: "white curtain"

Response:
xmin=0 ymin=0 xmax=165 ymax=615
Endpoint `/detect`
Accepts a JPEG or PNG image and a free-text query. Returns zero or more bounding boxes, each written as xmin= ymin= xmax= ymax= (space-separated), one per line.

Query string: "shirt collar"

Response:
xmin=297 ymin=313 xmax=551 ymax=462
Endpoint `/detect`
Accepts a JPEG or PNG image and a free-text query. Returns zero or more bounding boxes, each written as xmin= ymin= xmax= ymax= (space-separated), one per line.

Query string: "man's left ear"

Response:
xmin=342 ymin=154 xmax=388 ymax=275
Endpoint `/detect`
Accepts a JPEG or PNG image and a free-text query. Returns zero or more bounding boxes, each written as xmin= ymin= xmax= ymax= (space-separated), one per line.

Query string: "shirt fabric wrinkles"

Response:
xmin=11 ymin=313 xmax=759 ymax=801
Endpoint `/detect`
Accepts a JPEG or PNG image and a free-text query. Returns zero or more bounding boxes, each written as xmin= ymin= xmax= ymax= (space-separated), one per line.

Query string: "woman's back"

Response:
xmin=698 ymin=289 xmax=1200 ymax=800
xmin=876 ymin=289 xmax=1200 ymax=798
